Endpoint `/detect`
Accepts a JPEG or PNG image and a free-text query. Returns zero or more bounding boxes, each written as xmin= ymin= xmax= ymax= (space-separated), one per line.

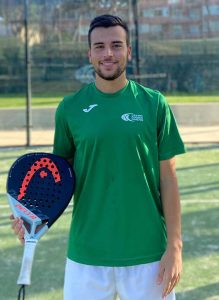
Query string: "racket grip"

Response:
xmin=17 ymin=239 xmax=38 ymax=286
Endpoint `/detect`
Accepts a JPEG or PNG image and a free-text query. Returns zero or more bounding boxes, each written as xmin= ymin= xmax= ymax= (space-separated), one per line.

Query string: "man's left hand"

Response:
xmin=156 ymin=245 xmax=182 ymax=298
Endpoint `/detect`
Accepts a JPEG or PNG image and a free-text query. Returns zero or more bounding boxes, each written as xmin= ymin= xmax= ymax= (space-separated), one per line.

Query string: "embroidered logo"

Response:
xmin=121 ymin=113 xmax=143 ymax=122
xmin=83 ymin=104 xmax=98 ymax=113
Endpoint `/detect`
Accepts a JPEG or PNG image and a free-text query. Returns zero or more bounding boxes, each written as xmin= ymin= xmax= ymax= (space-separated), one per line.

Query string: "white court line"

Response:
xmin=0 ymin=205 xmax=9 ymax=209
xmin=181 ymin=199 xmax=219 ymax=204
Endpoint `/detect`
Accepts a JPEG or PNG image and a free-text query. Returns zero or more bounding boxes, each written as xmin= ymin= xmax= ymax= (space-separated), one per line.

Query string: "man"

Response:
xmin=12 ymin=14 xmax=185 ymax=300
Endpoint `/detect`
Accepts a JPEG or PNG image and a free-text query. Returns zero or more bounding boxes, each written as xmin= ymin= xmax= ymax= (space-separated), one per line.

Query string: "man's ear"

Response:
xmin=128 ymin=46 xmax=132 ymax=61
xmin=88 ymin=49 xmax=92 ymax=63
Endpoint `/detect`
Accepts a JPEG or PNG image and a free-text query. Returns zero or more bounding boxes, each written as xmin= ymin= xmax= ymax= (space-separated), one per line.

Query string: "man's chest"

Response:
xmin=67 ymin=98 xmax=157 ymax=147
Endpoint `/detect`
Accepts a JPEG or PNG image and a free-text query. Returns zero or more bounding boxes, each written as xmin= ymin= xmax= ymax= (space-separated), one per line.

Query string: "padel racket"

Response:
xmin=6 ymin=152 xmax=75 ymax=299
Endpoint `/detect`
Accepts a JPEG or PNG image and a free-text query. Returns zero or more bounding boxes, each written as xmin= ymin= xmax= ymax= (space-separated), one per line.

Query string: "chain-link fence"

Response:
xmin=0 ymin=0 xmax=219 ymax=146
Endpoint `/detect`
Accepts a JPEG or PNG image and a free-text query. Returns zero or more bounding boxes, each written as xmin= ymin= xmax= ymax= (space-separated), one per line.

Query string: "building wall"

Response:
xmin=138 ymin=0 xmax=219 ymax=39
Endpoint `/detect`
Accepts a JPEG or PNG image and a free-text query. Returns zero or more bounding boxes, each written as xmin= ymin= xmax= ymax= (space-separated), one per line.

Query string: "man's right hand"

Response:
xmin=10 ymin=214 xmax=25 ymax=244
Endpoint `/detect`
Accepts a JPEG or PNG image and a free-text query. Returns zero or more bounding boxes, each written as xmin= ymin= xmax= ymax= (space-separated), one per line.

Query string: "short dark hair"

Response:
xmin=88 ymin=14 xmax=130 ymax=47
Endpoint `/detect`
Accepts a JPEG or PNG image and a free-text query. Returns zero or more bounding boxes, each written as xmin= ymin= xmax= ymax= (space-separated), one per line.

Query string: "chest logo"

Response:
xmin=83 ymin=104 xmax=98 ymax=113
xmin=121 ymin=113 xmax=143 ymax=122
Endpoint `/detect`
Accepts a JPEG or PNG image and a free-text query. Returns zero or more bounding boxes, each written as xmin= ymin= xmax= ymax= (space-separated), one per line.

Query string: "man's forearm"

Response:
xmin=160 ymin=159 xmax=183 ymax=250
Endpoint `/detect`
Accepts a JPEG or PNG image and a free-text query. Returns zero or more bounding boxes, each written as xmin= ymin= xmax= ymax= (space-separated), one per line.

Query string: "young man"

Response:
xmin=12 ymin=15 xmax=185 ymax=300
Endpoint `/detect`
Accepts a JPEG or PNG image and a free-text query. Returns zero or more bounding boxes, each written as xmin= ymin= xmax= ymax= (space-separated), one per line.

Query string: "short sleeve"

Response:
xmin=53 ymin=100 xmax=75 ymax=159
xmin=157 ymin=93 xmax=186 ymax=160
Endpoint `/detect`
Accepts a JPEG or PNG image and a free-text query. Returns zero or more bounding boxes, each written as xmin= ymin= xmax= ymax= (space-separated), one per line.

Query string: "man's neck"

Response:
xmin=95 ymin=73 xmax=128 ymax=94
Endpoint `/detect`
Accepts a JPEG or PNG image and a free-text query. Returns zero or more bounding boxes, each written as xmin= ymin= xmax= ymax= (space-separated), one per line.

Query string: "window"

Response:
xmin=154 ymin=7 xmax=169 ymax=17
xmin=142 ymin=7 xmax=169 ymax=17
xmin=203 ymin=20 xmax=219 ymax=33
xmin=209 ymin=20 xmax=219 ymax=32
xmin=140 ymin=24 xmax=150 ymax=33
xmin=190 ymin=25 xmax=200 ymax=35
xmin=168 ymin=0 xmax=180 ymax=4
xmin=172 ymin=25 xmax=183 ymax=36
xmin=203 ymin=5 xmax=219 ymax=16
xmin=142 ymin=8 xmax=154 ymax=17
xmin=189 ymin=8 xmax=200 ymax=20
xmin=151 ymin=24 xmax=162 ymax=33
xmin=210 ymin=5 xmax=219 ymax=15
xmin=139 ymin=24 xmax=162 ymax=34
xmin=172 ymin=8 xmax=184 ymax=19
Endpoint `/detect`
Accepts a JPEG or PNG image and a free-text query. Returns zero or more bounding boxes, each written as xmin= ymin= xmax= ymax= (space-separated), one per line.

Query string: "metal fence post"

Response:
xmin=24 ymin=0 xmax=32 ymax=146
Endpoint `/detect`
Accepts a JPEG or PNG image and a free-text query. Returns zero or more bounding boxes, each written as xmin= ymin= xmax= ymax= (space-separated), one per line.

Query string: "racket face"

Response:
xmin=7 ymin=153 xmax=75 ymax=228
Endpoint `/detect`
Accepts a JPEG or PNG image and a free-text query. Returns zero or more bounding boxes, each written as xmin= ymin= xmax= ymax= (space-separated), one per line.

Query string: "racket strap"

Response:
xmin=18 ymin=284 xmax=25 ymax=300
xmin=17 ymin=239 xmax=38 ymax=286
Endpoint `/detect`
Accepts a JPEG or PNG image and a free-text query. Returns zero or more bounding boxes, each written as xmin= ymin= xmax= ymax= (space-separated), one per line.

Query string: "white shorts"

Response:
xmin=64 ymin=258 xmax=175 ymax=300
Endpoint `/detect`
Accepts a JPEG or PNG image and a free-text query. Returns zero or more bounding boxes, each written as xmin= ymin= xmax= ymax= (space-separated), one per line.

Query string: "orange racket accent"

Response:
xmin=40 ymin=170 xmax=48 ymax=178
xmin=17 ymin=157 xmax=61 ymax=200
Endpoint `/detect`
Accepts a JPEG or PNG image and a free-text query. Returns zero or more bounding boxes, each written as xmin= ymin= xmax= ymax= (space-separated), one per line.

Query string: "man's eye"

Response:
xmin=113 ymin=44 xmax=122 ymax=48
xmin=95 ymin=45 xmax=104 ymax=49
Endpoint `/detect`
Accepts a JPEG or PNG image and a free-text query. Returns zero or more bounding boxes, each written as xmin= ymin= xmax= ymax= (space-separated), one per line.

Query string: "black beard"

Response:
xmin=94 ymin=65 xmax=126 ymax=81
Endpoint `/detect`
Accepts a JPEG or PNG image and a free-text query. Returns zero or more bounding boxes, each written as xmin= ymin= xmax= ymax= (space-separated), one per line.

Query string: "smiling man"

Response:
xmin=12 ymin=15 xmax=185 ymax=300
xmin=88 ymin=24 xmax=131 ymax=83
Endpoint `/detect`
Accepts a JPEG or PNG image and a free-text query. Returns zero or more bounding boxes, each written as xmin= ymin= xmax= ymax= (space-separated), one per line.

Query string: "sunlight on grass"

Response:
xmin=0 ymin=94 xmax=219 ymax=108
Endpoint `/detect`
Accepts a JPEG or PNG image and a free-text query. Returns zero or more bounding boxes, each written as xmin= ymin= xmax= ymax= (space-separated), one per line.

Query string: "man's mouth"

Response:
xmin=101 ymin=61 xmax=117 ymax=66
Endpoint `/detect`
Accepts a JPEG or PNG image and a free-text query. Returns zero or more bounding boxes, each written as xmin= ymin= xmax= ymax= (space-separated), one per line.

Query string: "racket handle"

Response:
xmin=17 ymin=239 xmax=38 ymax=286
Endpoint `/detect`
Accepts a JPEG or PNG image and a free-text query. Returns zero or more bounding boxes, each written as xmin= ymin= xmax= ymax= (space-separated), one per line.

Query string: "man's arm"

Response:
xmin=157 ymin=157 xmax=183 ymax=298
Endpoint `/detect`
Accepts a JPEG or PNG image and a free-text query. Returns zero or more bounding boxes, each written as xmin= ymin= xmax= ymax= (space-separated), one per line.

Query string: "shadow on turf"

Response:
xmin=177 ymin=161 xmax=219 ymax=196
xmin=0 ymin=170 xmax=11 ymax=177
xmin=179 ymin=181 xmax=219 ymax=196
xmin=0 ymin=192 xmax=7 ymax=199
xmin=177 ymin=163 xmax=219 ymax=172
xmin=177 ymin=282 xmax=219 ymax=300
xmin=0 ymin=154 xmax=22 ymax=161
xmin=186 ymin=144 xmax=219 ymax=152
xmin=182 ymin=206 xmax=219 ymax=257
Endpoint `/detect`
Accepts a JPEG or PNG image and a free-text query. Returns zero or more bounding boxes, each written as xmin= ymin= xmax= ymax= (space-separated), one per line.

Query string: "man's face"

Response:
xmin=88 ymin=26 xmax=131 ymax=81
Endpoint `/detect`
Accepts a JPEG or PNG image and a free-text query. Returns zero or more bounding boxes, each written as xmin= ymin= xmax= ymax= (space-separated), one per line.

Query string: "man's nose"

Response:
xmin=104 ymin=47 xmax=113 ymax=57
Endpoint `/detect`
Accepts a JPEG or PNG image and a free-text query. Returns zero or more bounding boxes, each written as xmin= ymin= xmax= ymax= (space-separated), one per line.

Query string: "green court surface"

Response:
xmin=0 ymin=94 xmax=219 ymax=108
xmin=0 ymin=144 xmax=219 ymax=299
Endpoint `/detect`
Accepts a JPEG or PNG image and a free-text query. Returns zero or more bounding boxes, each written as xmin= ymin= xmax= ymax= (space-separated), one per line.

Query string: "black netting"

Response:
xmin=0 ymin=0 xmax=218 ymax=96
xmin=0 ymin=0 xmax=219 ymax=146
